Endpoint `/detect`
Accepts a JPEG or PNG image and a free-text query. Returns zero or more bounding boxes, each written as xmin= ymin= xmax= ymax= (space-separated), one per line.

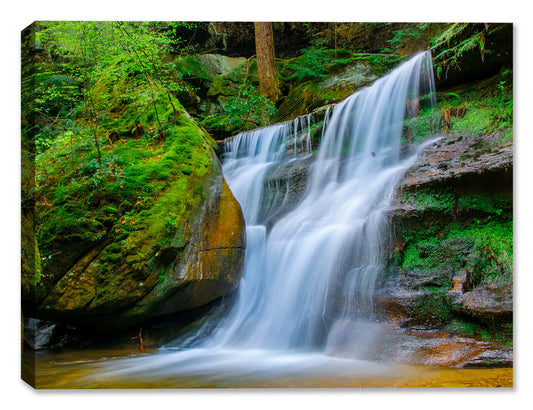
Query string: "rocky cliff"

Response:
xmin=373 ymin=126 xmax=512 ymax=367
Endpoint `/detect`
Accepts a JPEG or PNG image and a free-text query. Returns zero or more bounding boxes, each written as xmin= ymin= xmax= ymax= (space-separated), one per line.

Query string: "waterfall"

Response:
xmin=93 ymin=51 xmax=436 ymax=383
xmin=198 ymin=51 xmax=436 ymax=352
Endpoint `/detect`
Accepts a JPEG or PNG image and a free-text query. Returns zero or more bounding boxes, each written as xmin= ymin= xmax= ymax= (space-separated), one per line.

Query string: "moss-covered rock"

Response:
xmin=120 ymin=176 xmax=246 ymax=324
xmin=25 ymin=75 xmax=246 ymax=330
xmin=180 ymin=54 xmax=248 ymax=83
xmin=276 ymin=58 xmax=380 ymax=122
xmin=379 ymin=113 xmax=512 ymax=343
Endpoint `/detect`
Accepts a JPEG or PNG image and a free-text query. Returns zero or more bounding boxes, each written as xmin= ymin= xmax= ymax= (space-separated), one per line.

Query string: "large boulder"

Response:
xmin=24 ymin=103 xmax=246 ymax=331
xmin=181 ymin=54 xmax=248 ymax=83
xmin=119 ymin=175 xmax=246 ymax=324
xmin=34 ymin=167 xmax=245 ymax=330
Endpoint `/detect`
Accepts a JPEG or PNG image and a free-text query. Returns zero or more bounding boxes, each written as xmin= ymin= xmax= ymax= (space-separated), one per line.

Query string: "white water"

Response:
xmin=91 ymin=52 xmax=436 ymax=384
xmin=203 ymin=51 xmax=435 ymax=351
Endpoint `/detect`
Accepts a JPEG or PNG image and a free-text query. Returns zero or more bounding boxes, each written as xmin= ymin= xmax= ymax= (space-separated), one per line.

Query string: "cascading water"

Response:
xmin=201 ymin=50 xmax=436 ymax=351
xmin=91 ymin=51 xmax=437 ymax=384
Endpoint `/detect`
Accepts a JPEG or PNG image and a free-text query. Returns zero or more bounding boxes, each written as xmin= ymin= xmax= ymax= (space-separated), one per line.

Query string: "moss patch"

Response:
xmin=404 ymin=70 xmax=513 ymax=144
xmin=399 ymin=215 xmax=512 ymax=288
xmin=401 ymin=187 xmax=455 ymax=214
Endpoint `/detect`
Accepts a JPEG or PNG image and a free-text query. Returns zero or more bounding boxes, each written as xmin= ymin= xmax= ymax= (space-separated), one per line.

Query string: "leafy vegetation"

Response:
xmin=23 ymin=21 xmax=195 ymax=156
xmin=401 ymin=187 xmax=455 ymax=213
xmin=386 ymin=23 xmax=434 ymax=52
xmin=22 ymin=22 xmax=219 ymax=300
xmin=284 ymin=41 xmax=332 ymax=82
xmin=224 ymin=81 xmax=277 ymax=128
xmin=431 ymin=23 xmax=488 ymax=79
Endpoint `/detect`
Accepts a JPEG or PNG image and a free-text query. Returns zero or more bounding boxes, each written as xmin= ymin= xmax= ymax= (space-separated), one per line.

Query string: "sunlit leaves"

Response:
xmin=25 ymin=21 xmax=193 ymax=154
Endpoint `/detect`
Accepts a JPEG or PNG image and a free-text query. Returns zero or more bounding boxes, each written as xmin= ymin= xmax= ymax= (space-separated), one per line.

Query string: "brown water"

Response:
xmin=24 ymin=348 xmax=513 ymax=389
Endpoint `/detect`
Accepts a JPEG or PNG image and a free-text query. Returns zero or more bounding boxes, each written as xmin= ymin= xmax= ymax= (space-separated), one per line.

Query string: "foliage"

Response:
xmin=224 ymin=81 xmax=277 ymax=128
xmin=403 ymin=107 xmax=440 ymax=143
xmin=35 ymin=107 xmax=214 ymax=288
xmin=27 ymin=22 xmax=216 ymax=292
xmin=387 ymin=23 xmax=432 ymax=48
xmin=285 ymin=41 xmax=331 ymax=82
xmin=447 ymin=318 xmax=512 ymax=346
xmin=25 ymin=21 xmax=195 ymax=156
xmin=401 ymin=187 xmax=455 ymax=213
xmin=430 ymin=23 xmax=510 ymax=80
xmin=441 ymin=71 xmax=513 ymax=141
xmin=447 ymin=220 xmax=513 ymax=286
xmin=403 ymin=70 xmax=513 ymax=143
xmin=283 ymin=41 xmax=391 ymax=82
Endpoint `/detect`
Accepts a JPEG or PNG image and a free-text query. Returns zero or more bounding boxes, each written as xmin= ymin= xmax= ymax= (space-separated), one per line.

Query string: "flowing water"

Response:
xmin=196 ymin=50 xmax=436 ymax=352
xmin=29 ymin=51 xmax=507 ymax=388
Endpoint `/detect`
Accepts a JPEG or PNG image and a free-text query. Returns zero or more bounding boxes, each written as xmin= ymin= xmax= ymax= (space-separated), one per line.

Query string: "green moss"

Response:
xmin=114 ymin=123 xmax=213 ymax=263
xmin=207 ymin=60 xmax=258 ymax=98
xmin=412 ymin=289 xmax=453 ymax=325
xmin=402 ymin=71 xmax=513 ymax=145
xmin=399 ymin=216 xmax=512 ymax=287
xmin=208 ymin=77 xmax=240 ymax=97
xmin=447 ymin=220 xmax=513 ymax=285
xmin=178 ymin=55 xmax=212 ymax=81
xmin=201 ymin=114 xmax=244 ymax=135
xmin=280 ymin=46 xmax=396 ymax=83
xmin=396 ymin=184 xmax=513 ymax=289
xmin=450 ymin=106 xmax=487 ymax=135
xmin=443 ymin=72 xmax=512 ymax=138
xmin=457 ymin=192 xmax=511 ymax=216
xmin=402 ymin=236 xmax=471 ymax=273
xmin=401 ymin=238 xmax=429 ymax=271
xmin=403 ymin=108 xmax=440 ymax=143
xmin=283 ymin=46 xmax=331 ymax=82
xmin=447 ymin=318 xmax=486 ymax=336
xmin=353 ymin=54 xmax=403 ymax=76
xmin=447 ymin=318 xmax=513 ymax=345
xmin=275 ymin=82 xmax=340 ymax=122
xmin=401 ymin=187 xmax=455 ymax=213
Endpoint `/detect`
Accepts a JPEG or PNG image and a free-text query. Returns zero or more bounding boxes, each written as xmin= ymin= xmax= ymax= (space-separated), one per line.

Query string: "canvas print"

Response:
xmin=21 ymin=22 xmax=513 ymax=388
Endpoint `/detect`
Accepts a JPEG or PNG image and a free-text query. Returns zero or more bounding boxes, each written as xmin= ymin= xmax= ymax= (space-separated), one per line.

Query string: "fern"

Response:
xmin=431 ymin=23 xmax=492 ymax=79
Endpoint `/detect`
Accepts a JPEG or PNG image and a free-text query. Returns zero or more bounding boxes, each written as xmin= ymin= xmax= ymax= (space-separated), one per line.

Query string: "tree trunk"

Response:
xmin=254 ymin=22 xmax=280 ymax=102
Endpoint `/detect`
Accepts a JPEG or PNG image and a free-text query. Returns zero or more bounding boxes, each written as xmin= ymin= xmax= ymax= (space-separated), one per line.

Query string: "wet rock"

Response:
xmin=260 ymin=156 xmax=314 ymax=226
xmin=447 ymin=284 xmax=513 ymax=325
xmin=373 ymin=275 xmax=453 ymax=328
xmin=459 ymin=347 xmax=513 ymax=368
xmin=37 ymin=174 xmax=245 ymax=331
xmin=128 ymin=178 xmax=246 ymax=321
xmin=316 ymin=61 xmax=378 ymax=99
xmin=389 ymin=329 xmax=512 ymax=368
xmin=392 ymin=332 xmax=494 ymax=368
xmin=184 ymin=54 xmax=248 ymax=82
xmin=398 ymin=133 xmax=512 ymax=193
xmin=23 ymin=318 xmax=55 ymax=350
xmin=325 ymin=320 xmax=512 ymax=368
